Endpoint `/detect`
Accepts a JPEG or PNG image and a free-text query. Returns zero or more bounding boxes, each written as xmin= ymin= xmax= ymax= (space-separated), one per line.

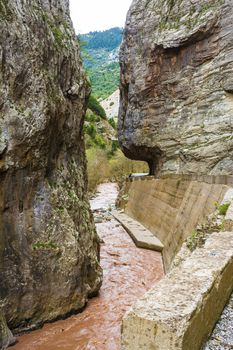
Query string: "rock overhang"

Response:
xmin=119 ymin=0 xmax=233 ymax=176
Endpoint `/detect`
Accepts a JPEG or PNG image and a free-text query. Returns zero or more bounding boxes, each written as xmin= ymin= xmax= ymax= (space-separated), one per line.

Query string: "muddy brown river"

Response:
xmin=11 ymin=183 xmax=164 ymax=350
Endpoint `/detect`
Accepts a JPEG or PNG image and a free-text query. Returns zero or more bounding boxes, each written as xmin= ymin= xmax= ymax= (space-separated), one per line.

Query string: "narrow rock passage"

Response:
xmin=11 ymin=183 xmax=164 ymax=350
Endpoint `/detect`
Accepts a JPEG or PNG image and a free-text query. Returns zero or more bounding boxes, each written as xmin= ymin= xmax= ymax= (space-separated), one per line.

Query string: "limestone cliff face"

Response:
xmin=0 ymin=0 xmax=102 ymax=333
xmin=119 ymin=0 xmax=233 ymax=175
xmin=0 ymin=309 xmax=15 ymax=349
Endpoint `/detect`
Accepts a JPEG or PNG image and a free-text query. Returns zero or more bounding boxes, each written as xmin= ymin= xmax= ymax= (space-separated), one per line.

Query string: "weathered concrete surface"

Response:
xmin=225 ymin=202 xmax=233 ymax=231
xmin=122 ymin=231 xmax=233 ymax=350
xmin=0 ymin=0 xmax=102 ymax=334
xmin=113 ymin=210 xmax=164 ymax=251
xmin=120 ymin=175 xmax=231 ymax=270
xmin=119 ymin=0 xmax=233 ymax=176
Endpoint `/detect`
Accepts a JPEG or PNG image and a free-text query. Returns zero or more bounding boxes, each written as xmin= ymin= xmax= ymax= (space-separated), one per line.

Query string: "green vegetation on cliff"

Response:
xmin=84 ymin=103 xmax=148 ymax=193
xmin=87 ymin=95 xmax=106 ymax=119
xmin=80 ymin=30 xmax=148 ymax=192
xmin=80 ymin=27 xmax=122 ymax=51
xmin=79 ymin=27 xmax=123 ymax=99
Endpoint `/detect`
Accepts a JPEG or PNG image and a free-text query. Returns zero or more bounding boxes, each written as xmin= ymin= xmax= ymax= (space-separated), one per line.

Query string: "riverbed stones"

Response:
xmin=0 ymin=0 xmax=102 ymax=334
xmin=204 ymin=294 xmax=233 ymax=349
xmin=121 ymin=231 xmax=233 ymax=350
xmin=119 ymin=0 xmax=233 ymax=176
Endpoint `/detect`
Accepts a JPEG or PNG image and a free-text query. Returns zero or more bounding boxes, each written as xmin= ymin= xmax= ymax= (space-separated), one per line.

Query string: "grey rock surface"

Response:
xmin=0 ymin=0 xmax=102 ymax=334
xmin=0 ymin=309 xmax=15 ymax=349
xmin=119 ymin=0 xmax=233 ymax=175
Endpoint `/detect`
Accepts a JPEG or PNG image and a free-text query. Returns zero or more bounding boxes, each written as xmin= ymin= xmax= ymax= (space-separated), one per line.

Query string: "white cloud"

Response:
xmin=69 ymin=0 xmax=132 ymax=34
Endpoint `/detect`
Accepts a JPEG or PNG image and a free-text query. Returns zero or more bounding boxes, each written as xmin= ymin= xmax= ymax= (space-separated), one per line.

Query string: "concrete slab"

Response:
xmin=112 ymin=210 xmax=164 ymax=252
xmin=121 ymin=231 xmax=233 ymax=350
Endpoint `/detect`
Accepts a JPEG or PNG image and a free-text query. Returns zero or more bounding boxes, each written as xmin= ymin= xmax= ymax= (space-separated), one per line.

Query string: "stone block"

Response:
xmin=122 ymin=232 xmax=233 ymax=350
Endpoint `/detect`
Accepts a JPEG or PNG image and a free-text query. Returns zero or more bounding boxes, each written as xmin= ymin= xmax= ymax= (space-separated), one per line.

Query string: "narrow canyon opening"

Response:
xmin=1 ymin=0 xmax=233 ymax=350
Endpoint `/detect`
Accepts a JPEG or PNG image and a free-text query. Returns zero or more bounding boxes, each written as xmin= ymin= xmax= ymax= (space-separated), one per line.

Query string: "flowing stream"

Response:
xmin=11 ymin=183 xmax=164 ymax=350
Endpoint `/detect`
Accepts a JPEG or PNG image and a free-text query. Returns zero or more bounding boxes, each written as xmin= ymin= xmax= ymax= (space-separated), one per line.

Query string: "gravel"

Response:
xmin=204 ymin=293 xmax=233 ymax=349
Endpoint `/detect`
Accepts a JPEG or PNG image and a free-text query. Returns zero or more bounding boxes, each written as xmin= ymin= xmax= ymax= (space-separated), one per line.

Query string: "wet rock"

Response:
xmin=0 ymin=0 xmax=102 ymax=333
xmin=119 ymin=0 xmax=233 ymax=175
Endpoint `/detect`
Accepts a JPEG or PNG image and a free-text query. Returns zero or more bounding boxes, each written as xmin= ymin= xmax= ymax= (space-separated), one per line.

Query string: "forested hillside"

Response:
xmin=81 ymin=27 xmax=122 ymax=52
xmin=79 ymin=27 xmax=123 ymax=99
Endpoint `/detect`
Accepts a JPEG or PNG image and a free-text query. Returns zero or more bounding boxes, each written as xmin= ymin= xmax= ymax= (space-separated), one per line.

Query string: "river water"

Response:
xmin=11 ymin=183 xmax=164 ymax=350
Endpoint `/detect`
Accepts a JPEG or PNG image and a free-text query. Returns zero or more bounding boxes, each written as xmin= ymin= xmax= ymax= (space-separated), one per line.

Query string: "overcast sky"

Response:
xmin=69 ymin=0 xmax=132 ymax=34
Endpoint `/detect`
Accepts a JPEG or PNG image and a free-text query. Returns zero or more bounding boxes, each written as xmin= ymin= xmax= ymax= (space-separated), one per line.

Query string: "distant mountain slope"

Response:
xmin=79 ymin=27 xmax=123 ymax=99
xmin=81 ymin=27 xmax=122 ymax=52
xmin=101 ymin=89 xmax=120 ymax=119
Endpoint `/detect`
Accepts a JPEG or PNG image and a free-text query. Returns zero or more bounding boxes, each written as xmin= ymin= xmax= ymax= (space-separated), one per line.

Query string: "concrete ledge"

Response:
xmin=127 ymin=174 xmax=233 ymax=186
xmin=121 ymin=231 xmax=233 ymax=350
xmin=120 ymin=176 xmax=231 ymax=271
xmin=112 ymin=210 xmax=164 ymax=252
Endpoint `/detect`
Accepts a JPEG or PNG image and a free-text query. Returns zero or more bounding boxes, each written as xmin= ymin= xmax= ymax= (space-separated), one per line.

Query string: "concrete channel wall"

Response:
xmin=120 ymin=174 xmax=233 ymax=350
xmin=122 ymin=231 xmax=233 ymax=350
xmin=120 ymin=174 xmax=233 ymax=271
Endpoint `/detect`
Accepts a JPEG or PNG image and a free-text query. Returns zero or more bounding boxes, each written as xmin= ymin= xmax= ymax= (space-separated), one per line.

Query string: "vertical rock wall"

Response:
xmin=119 ymin=0 xmax=233 ymax=175
xmin=0 ymin=309 xmax=15 ymax=349
xmin=0 ymin=0 xmax=102 ymax=332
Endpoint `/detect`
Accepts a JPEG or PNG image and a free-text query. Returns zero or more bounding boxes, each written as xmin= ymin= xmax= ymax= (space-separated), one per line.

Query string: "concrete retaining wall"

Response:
xmin=120 ymin=174 xmax=233 ymax=350
xmin=121 ymin=175 xmax=232 ymax=271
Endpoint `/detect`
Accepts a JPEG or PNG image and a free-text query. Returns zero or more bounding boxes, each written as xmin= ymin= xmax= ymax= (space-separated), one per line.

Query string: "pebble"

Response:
xmin=204 ymin=293 xmax=233 ymax=349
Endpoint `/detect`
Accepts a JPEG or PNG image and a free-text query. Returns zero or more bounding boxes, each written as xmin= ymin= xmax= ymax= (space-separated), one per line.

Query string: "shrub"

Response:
xmin=186 ymin=229 xmax=206 ymax=252
xmin=32 ymin=241 xmax=59 ymax=251
xmin=109 ymin=150 xmax=148 ymax=182
xmin=87 ymin=95 xmax=106 ymax=119
xmin=86 ymin=148 xmax=111 ymax=193
xmin=109 ymin=117 xmax=117 ymax=129
xmin=215 ymin=202 xmax=230 ymax=216
xmin=85 ymin=112 xmax=100 ymax=123
xmin=86 ymin=148 xmax=148 ymax=193
xmin=84 ymin=123 xmax=96 ymax=138
xmin=94 ymin=134 xmax=106 ymax=149
xmin=107 ymin=140 xmax=119 ymax=157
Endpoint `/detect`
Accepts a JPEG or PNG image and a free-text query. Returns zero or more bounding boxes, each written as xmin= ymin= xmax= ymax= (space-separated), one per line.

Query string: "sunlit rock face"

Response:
xmin=119 ymin=0 xmax=233 ymax=175
xmin=0 ymin=0 xmax=102 ymax=332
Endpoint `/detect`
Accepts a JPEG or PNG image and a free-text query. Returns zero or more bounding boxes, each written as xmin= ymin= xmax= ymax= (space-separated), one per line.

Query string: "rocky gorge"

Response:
xmin=0 ymin=0 xmax=233 ymax=349
xmin=0 ymin=0 xmax=102 ymax=347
